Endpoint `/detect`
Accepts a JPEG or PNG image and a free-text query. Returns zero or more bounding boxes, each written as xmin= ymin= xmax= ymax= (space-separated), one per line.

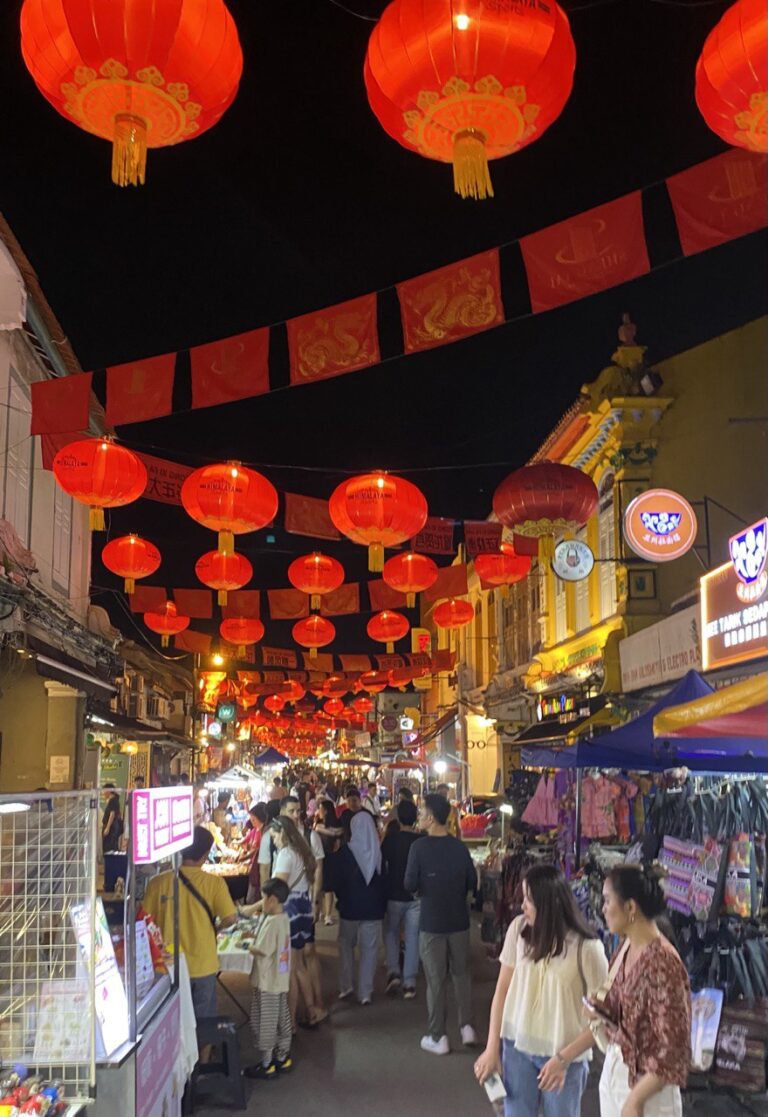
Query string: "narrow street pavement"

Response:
xmin=196 ymin=923 xmax=767 ymax=1117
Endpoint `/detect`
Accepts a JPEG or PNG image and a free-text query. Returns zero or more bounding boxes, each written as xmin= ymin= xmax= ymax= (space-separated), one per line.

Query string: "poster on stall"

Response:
xmin=136 ymin=993 xmax=181 ymax=1117
xmin=70 ymin=898 xmax=130 ymax=1057
xmin=33 ymin=979 xmax=91 ymax=1062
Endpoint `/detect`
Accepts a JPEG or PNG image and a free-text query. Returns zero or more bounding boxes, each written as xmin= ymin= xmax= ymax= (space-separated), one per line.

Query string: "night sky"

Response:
xmin=2 ymin=0 xmax=765 ymax=654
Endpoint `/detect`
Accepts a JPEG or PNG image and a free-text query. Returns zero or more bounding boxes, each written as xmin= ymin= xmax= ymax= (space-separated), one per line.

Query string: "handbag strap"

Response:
xmin=597 ymin=938 xmax=630 ymax=1003
xmin=179 ymin=869 xmax=217 ymax=931
xmin=577 ymin=937 xmax=587 ymax=999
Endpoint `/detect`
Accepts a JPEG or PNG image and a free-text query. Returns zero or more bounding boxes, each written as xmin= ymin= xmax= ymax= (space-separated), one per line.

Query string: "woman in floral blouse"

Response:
xmin=538 ymin=864 xmax=691 ymax=1117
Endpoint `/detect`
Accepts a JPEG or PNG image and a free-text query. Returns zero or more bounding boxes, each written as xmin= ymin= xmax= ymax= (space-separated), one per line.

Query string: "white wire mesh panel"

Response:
xmin=0 ymin=791 xmax=97 ymax=1104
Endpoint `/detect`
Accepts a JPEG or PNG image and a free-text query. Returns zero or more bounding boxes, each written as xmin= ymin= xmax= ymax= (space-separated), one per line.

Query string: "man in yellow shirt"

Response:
xmin=144 ymin=827 xmax=237 ymax=1023
xmin=436 ymin=784 xmax=461 ymax=839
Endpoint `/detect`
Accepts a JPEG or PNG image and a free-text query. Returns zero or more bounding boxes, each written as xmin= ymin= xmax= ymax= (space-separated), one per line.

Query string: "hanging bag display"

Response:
xmin=712 ymin=997 xmax=768 ymax=1094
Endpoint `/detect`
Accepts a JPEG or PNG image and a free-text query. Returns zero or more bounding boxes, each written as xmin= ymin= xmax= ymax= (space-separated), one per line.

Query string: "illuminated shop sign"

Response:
xmin=701 ymin=560 xmax=768 ymax=672
xmin=624 ymin=489 xmax=698 ymax=562
xmin=132 ymin=787 xmax=194 ymax=865
xmin=552 ymin=540 xmax=594 ymax=582
xmin=729 ymin=517 xmax=768 ymax=599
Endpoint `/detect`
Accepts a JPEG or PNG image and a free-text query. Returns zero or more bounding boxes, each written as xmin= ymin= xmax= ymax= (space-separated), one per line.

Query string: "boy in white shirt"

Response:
xmin=246 ymin=877 xmax=292 ymax=1080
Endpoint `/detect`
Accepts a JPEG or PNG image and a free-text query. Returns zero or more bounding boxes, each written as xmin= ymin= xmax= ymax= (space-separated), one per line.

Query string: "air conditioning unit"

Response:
xmin=128 ymin=693 xmax=146 ymax=720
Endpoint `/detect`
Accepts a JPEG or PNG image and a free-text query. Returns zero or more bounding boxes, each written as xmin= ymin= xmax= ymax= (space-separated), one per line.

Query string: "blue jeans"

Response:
xmin=384 ymin=900 xmax=420 ymax=984
xmin=502 ymin=1040 xmax=589 ymax=1117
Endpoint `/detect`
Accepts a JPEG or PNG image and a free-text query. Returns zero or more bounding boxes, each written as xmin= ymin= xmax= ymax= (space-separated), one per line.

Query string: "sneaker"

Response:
xmin=461 ymin=1025 xmax=479 ymax=1047
xmin=275 ymin=1055 xmax=293 ymax=1074
xmin=338 ymin=988 xmax=354 ymax=1001
xmin=244 ymin=1062 xmax=277 ymax=1080
xmin=386 ymin=974 xmax=401 ymax=995
xmin=421 ymin=1034 xmax=450 ymax=1056
xmin=360 ymin=997 xmax=372 ymax=1006
xmin=403 ymin=985 xmax=416 ymax=1000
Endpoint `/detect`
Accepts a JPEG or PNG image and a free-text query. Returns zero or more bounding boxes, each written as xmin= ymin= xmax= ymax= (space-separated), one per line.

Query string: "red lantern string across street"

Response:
xmin=367 ymin=610 xmax=410 ymax=654
xmin=329 ymin=472 xmax=428 ymax=572
xmin=53 ymin=437 xmax=147 ymax=531
xmin=102 ymin=534 xmax=160 ymax=593
xmin=433 ymin=598 xmax=474 ymax=630
xmin=288 ymin=553 xmax=345 ymax=610
xmin=383 ymin=551 xmax=438 ymax=607
xmin=492 ymin=462 xmax=598 ymax=562
xmin=293 ymin=615 xmax=336 ymax=660
xmin=219 ymin=617 xmax=264 ymax=658
xmin=182 ymin=462 xmax=278 ymax=556
xmin=196 ymin=549 xmax=252 ymax=606
xmin=20 ymin=0 xmax=243 ymax=186
xmin=144 ymin=601 xmax=190 ymax=648
xmin=359 ymin=670 xmax=389 ymax=693
xmin=695 ymin=0 xmax=767 ymax=153
xmin=324 ymin=698 xmax=345 ymax=717
xmin=474 ymin=546 xmax=532 ymax=595
xmin=365 ymin=0 xmax=576 ymax=200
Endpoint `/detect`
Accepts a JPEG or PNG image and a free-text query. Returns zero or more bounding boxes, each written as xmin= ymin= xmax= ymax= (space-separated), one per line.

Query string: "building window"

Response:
xmin=2 ymin=372 xmax=33 ymax=545
xmin=52 ymin=483 xmax=72 ymax=593
xmin=575 ymin=527 xmax=590 ymax=632
xmin=554 ymin=567 xmax=567 ymax=643
xmin=598 ymin=472 xmax=617 ymax=619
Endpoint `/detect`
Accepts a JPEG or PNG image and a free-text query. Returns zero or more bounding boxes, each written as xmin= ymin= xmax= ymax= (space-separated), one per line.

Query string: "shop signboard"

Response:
xmin=624 ymin=489 xmax=698 ymax=562
xmin=70 ymin=898 xmax=130 ymax=1057
xmin=136 ymin=993 xmax=181 ymax=1117
xmin=620 ymin=605 xmax=702 ymax=692
xmin=411 ymin=627 xmax=432 ymax=691
xmin=729 ymin=517 xmax=768 ymax=591
xmin=132 ymin=786 xmax=194 ymax=865
xmin=552 ymin=540 xmax=594 ymax=581
xmin=701 ymin=560 xmax=768 ymax=672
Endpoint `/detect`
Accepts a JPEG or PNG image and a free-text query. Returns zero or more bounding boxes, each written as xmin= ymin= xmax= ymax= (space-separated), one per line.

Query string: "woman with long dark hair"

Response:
xmin=475 ymin=864 xmax=608 ymax=1117
xmin=314 ymin=798 xmax=343 ymax=925
xmin=541 ymin=864 xmax=690 ymax=1117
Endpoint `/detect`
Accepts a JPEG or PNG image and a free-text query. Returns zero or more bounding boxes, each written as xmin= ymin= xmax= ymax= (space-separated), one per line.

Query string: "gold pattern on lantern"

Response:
xmin=734 ymin=92 xmax=768 ymax=153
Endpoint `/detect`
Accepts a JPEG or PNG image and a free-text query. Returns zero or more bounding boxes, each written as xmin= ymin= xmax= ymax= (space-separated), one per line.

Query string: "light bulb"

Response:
xmin=454 ymin=13 xmax=470 ymax=30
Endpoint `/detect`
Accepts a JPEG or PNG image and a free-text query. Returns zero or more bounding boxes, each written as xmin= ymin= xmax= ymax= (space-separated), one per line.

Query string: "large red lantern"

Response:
xmin=367 ymin=610 xmax=410 ymax=654
xmin=493 ymin=462 xmax=598 ymax=562
xmin=365 ymin=0 xmax=576 ymax=200
xmin=324 ymin=698 xmax=345 ymax=717
xmin=433 ymin=597 xmax=474 ymax=630
xmin=329 ymin=472 xmax=428 ymax=571
xmin=283 ymin=680 xmax=307 ymax=704
xmin=20 ymin=0 xmax=243 ymax=186
xmin=182 ymin=462 xmax=278 ymax=555
xmin=264 ymin=694 xmax=286 ymax=713
xmin=352 ymin=695 xmax=374 ymax=716
xmin=359 ymin=670 xmax=389 ymax=693
xmin=53 ymin=437 xmax=147 ymax=531
xmin=695 ymin=0 xmax=767 ymax=153
xmin=102 ymin=534 xmax=160 ymax=593
xmin=219 ymin=616 xmax=264 ymax=658
xmin=144 ymin=601 xmax=189 ymax=647
xmin=293 ymin=615 xmax=336 ymax=660
xmin=288 ymin=553 xmax=345 ymax=610
xmin=322 ymin=676 xmax=348 ymax=699
xmin=474 ymin=545 xmax=531 ymax=593
xmin=383 ymin=551 xmax=438 ymax=607
xmin=196 ymin=550 xmax=252 ymax=606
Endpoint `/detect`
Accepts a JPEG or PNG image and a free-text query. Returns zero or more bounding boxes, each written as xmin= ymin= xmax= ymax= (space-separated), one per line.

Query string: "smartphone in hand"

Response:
xmin=484 ymin=1073 xmax=507 ymax=1102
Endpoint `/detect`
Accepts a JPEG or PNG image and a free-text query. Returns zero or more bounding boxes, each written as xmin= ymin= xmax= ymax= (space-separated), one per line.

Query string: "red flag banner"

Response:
xmin=129 ymin=585 xmax=168 ymax=612
xmin=398 ymin=250 xmax=504 ymax=354
xmin=339 ymin=654 xmax=372 ymax=673
xmin=106 ymin=354 xmax=175 ymax=426
xmin=268 ymin=589 xmax=309 ymax=620
xmin=173 ymin=589 xmax=213 ymax=619
xmin=666 ymin=151 xmax=768 ymax=257
xmin=521 ymin=193 xmax=650 ymax=313
xmin=174 ymin=630 xmax=212 ymax=654
xmin=262 ymin=647 xmax=298 ymax=670
xmin=284 ymin=492 xmax=341 ymax=540
xmin=320 ymin=583 xmax=360 ymax=616
xmin=432 ymin=649 xmax=456 ymax=672
xmin=464 ymin=521 xmax=503 ymax=556
xmin=303 ymin=653 xmax=334 ymax=673
xmin=376 ymin=654 xmax=407 ymax=671
xmin=412 ymin=517 xmax=455 ymax=555
xmin=222 ymin=590 xmax=261 ymax=619
xmin=136 ymin=452 xmax=193 ymax=506
xmin=31 ymin=373 xmax=92 ymax=436
xmin=40 ymin=430 xmax=87 ymax=470
xmin=190 ymin=327 xmax=270 ymax=410
xmin=424 ymin=563 xmax=469 ymax=602
xmin=368 ymin=579 xmax=408 ymax=611
xmin=287 ymin=294 xmax=379 ymax=385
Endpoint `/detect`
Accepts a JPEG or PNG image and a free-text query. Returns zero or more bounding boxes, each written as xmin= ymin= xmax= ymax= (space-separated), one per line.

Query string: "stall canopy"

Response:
xmin=252 ymin=746 xmax=289 ymax=767
xmin=653 ymin=672 xmax=768 ymax=744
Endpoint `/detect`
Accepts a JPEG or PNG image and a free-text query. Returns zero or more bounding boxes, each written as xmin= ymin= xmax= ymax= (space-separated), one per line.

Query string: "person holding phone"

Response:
xmin=474 ymin=864 xmax=608 ymax=1117
xmin=538 ymin=864 xmax=691 ymax=1117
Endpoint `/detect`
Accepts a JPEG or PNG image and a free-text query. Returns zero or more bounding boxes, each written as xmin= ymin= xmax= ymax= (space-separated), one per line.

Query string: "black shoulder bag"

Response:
xmin=179 ymin=870 xmax=217 ymax=931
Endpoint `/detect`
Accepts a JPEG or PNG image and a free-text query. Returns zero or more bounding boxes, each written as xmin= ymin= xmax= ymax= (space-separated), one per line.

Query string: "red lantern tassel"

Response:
xmin=386 ymin=641 xmax=394 ymax=654
xmin=407 ymin=592 xmax=416 ymax=608
xmin=237 ymin=645 xmax=245 ymax=658
xmin=112 ymin=114 xmax=147 ymax=188
xmin=218 ymin=530 xmax=235 ymax=556
xmin=310 ymin=647 xmax=318 ymax=660
xmin=89 ymin=507 xmax=106 ymax=531
xmin=161 ymin=635 xmax=169 ymax=648
xmin=124 ymin=577 xmax=135 ymax=594
xmin=453 ymin=129 xmax=493 ymax=201
xmin=218 ymin=590 xmax=228 ymax=606
xmin=368 ymin=543 xmax=384 ymax=572
xmin=310 ymin=594 xmax=321 ymax=611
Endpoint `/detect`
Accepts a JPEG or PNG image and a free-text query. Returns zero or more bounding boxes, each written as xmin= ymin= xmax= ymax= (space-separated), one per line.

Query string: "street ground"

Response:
xmin=195 ymin=923 xmax=768 ymax=1117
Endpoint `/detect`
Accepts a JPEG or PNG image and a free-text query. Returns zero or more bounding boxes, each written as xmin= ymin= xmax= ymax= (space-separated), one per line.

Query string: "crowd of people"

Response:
xmin=143 ymin=772 xmax=693 ymax=1117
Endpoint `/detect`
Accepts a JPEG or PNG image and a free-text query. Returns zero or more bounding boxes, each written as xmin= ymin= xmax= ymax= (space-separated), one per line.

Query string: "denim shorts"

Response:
xmin=502 ymin=1039 xmax=589 ymax=1117
xmin=190 ymin=974 xmax=218 ymax=1022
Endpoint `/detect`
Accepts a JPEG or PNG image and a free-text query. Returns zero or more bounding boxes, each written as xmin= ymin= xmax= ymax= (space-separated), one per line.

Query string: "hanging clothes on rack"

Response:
xmin=580 ymin=773 xmax=620 ymax=838
xmin=521 ymin=771 xmax=559 ymax=829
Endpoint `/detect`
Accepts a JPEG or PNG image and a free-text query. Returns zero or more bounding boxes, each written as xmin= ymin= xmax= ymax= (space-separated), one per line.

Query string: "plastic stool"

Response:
xmin=183 ymin=1016 xmax=246 ymax=1112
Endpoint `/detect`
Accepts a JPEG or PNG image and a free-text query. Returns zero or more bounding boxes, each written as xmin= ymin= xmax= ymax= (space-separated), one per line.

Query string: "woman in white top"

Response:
xmin=475 ymin=864 xmax=608 ymax=1117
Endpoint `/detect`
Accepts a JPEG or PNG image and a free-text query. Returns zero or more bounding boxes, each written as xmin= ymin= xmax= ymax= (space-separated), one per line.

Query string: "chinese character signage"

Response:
xmin=624 ymin=489 xmax=698 ymax=562
xmin=729 ymin=517 xmax=768 ymax=595
xmin=701 ymin=560 xmax=768 ymax=672
xmin=132 ymin=787 xmax=194 ymax=865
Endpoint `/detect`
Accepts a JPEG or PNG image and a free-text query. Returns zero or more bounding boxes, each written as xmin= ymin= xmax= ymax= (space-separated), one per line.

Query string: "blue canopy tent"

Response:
xmin=252 ymin=746 xmax=289 ymax=767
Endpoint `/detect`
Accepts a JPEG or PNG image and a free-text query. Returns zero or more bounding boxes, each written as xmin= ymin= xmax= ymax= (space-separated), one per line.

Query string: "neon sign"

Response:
xmin=729 ymin=517 xmax=767 ymax=598
xmin=624 ymin=489 xmax=698 ymax=562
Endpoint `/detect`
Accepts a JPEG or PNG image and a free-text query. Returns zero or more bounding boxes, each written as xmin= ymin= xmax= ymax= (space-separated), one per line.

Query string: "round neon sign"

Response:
xmin=624 ymin=489 xmax=698 ymax=562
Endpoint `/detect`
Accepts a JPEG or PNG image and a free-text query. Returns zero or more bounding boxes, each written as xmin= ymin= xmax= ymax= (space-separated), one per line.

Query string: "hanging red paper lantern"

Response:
xmin=182 ymin=462 xmax=278 ymax=555
xmin=329 ymin=472 xmax=428 ymax=571
xmin=53 ymin=437 xmax=147 ymax=531
xmin=264 ymin=694 xmax=286 ymax=713
xmin=322 ymin=675 xmax=349 ymax=699
xmin=196 ymin=550 xmax=252 ymax=606
xmin=283 ymin=680 xmax=307 ymax=703
xmin=695 ymin=0 xmax=767 ymax=153
xmin=388 ymin=667 xmax=413 ymax=690
xmin=288 ymin=552 xmax=345 ymax=610
xmin=367 ymin=610 xmax=410 ymax=654
xmin=365 ymin=0 xmax=575 ymax=200
xmin=383 ymin=551 xmax=438 ymax=607
xmin=293 ymin=615 xmax=336 ymax=660
xmin=20 ymin=0 xmax=243 ymax=186
xmin=492 ymin=462 xmax=598 ymax=562
xmin=359 ymin=670 xmax=389 ymax=693
xmin=352 ymin=695 xmax=374 ymax=716
xmin=144 ymin=601 xmax=190 ymax=647
xmin=102 ymin=534 xmax=160 ymax=593
xmin=433 ymin=597 xmax=474 ymax=630
xmin=324 ymin=698 xmax=345 ymax=717
xmin=474 ymin=546 xmax=532 ymax=591
xmin=219 ymin=616 xmax=264 ymax=658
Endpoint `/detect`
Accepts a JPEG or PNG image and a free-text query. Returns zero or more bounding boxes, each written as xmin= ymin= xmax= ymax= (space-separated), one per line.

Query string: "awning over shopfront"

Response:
xmin=653 ymin=672 xmax=768 ymax=742
xmin=35 ymin=651 xmax=116 ymax=699
xmin=87 ymin=702 xmax=194 ymax=749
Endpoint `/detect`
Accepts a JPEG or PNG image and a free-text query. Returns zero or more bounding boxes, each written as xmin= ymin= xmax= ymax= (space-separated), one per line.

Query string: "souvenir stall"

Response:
xmin=200 ymin=768 xmax=263 ymax=901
